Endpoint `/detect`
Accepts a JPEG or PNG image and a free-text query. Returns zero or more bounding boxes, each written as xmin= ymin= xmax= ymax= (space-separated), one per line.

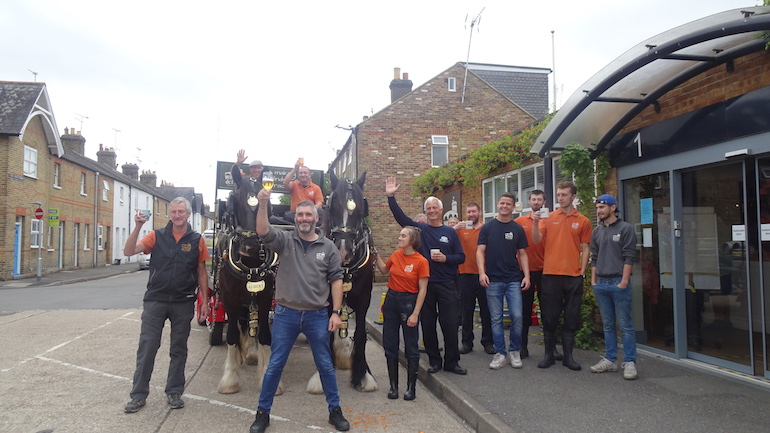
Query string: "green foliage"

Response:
xmin=278 ymin=194 xmax=290 ymax=206
xmin=411 ymin=115 xmax=553 ymax=196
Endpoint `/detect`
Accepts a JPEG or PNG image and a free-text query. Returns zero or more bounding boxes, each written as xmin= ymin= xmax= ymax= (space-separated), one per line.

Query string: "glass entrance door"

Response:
xmin=624 ymin=173 xmax=672 ymax=352
xmin=757 ymin=157 xmax=770 ymax=378
xmin=681 ymin=163 xmax=751 ymax=370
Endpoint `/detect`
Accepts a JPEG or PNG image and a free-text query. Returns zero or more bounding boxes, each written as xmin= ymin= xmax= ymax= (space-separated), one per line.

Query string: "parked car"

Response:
xmin=138 ymin=252 xmax=151 ymax=270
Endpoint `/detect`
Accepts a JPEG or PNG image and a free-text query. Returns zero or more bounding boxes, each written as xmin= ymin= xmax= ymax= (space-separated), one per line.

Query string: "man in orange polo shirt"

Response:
xmin=455 ymin=202 xmax=494 ymax=355
xmin=532 ymin=181 xmax=591 ymax=371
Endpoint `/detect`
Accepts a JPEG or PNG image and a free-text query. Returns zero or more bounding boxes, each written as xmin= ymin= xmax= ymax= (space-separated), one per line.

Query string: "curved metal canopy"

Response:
xmin=532 ymin=6 xmax=770 ymax=157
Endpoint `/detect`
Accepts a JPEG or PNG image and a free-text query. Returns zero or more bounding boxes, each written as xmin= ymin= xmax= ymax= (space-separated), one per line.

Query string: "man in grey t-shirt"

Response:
xmin=250 ymin=193 xmax=350 ymax=433
xmin=589 ymin=194 xmax=638 ymax=380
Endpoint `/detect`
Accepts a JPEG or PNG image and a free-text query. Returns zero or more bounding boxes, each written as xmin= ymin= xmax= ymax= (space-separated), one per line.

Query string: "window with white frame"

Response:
xmin=83 ymin=224 xmax=89 ymax=250
xmin=481 ymin=158 xmax=569 ymax=221
xmin=80 ymin=173 xmax=87 ymax=195
xmin=53 ymin=163 xmax=61 ymax=188
xmin=30 ymin=219 xmax=42 ymax=248
xmin=119 ymin=187 xmax=124 ymax=205
xmin=102 ymin=180 xmax=109 ymax=201
xmin=431 ymin=135 xmax=449 ymax=167
xmin=47 ymin=225 xmax=52 ymax=248
xmin=23 ymin=146 xmax=38 ymax=178
xmin=447 ymin=77 xmax=456 ymax=92
xmin=97 ymin=225 xmax=103 ymax=250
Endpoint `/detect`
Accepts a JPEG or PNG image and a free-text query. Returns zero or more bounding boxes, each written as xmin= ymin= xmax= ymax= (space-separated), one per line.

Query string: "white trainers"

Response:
xmin=590 ymin=357 xmax=618 ymax=373
xmin=622 ymin=361 xmax=638 ymax=380
xmin=508 ymin=351 xmax=523 ymax=368
xmin=489 ymin=353 xmax=508 ymax=369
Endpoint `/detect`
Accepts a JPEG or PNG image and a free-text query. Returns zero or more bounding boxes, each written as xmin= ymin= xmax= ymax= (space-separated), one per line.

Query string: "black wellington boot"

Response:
xmin=553 ymin=343 xmax=564 ymax=361
xmin=386 ymin=358 xmax=399 ymax=399
xmin=537 ymin=334 xmax=556 ymax=369
xmin=562 ymin=333 xmax=582 ymax=371
xmin=404 ymin=359 xmax=419 ymax=401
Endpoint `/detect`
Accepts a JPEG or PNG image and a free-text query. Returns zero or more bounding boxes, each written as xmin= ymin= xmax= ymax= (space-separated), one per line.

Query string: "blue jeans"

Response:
xmin=485 ymin=281 xmax=523 ymax=355
xmin=382 ymin=289 xmax=420 ymax=361
xmin=593 ymin=277 xmax=636 ymax=363
xmin=131 ymin=300 xmax=194 ymax=399
xmin=258 ymin=305 xmax=340 ymax=413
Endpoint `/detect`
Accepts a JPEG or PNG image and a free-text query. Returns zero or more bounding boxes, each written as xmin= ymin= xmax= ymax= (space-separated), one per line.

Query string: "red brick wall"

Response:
xmin=357 ymin=63 xmax=536 ymax=254
xmin=624 ymin=51 xmax=770 ymax=132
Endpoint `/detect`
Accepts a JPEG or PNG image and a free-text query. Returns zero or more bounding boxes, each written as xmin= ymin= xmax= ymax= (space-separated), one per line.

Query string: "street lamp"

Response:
xmin=30 ymin=201 xmax=43 ymax=282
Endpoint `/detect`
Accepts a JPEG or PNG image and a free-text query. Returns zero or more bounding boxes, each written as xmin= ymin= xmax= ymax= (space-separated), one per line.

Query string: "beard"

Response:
xmin=295 ymin=220 xmax=316 ymax=234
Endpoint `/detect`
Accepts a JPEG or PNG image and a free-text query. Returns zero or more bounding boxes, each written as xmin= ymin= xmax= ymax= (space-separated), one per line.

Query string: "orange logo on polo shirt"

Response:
xmin=308 ymin=191 xmax=315 ymax=196
xmin=572 ymin=223 xmax=580 ymax=229
xmin=181 ymin=243 xmax=192 ymax=252
xmin=404 ymin=264 xmax=414 ymax=273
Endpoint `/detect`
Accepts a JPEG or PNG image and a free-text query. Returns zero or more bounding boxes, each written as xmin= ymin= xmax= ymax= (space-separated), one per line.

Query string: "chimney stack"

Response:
xmin=122 ymin=163 xmax=139 ymax=180
xmin=96 ymin=145 xmax=117 ymax=169
xmin=61 ymin=127 xmax=86 ymax=155
xmin=140 ymin=170 xmax=157 ymax=188
xmin=389 ymin=67 xmax=413 ymax=103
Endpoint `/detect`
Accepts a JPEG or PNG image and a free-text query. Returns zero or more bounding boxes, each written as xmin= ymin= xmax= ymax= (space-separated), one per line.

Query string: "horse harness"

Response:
xmin=327 ymin=179 xmax=374 ymax=337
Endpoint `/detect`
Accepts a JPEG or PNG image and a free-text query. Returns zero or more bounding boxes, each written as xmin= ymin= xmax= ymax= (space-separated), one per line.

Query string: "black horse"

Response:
xmin=214 ymin=176 xmax=281 ymax=395
xmin=312 ymin=171 xmax=377 ymax=392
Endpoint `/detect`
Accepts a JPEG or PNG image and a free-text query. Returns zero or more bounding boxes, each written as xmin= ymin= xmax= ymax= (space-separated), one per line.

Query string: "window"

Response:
xmin=80 ymin=173 xmax=87 ymax=196
xmin=119 ymin=187 xmax=124 ymax=205
xmin=97 ymin=225 xmax=103 ymax=250
xmin=83 ymin=224 xmax=89 ymax=250
xmin=23 ymin=146 xmax=38 ymax=178
xmin=102 ymin=180 xmax=109 ymax=201
xmin=431 ymin=135 xmax=449 ymax=167
xmin=30 ymin=219 xmax=42 ymax=248
xmin=481 ymin=158 xmax=569 ymax=221
xmin=46 ymin=225 xmax=52 ymax=248
xmin=53 ymin=163 xmax=61 ymax=188
xmin=447 ymin=77 xmax=456 ymax=92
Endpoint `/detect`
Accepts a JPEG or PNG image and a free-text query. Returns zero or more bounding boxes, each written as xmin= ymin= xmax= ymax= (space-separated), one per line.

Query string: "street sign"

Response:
xmin=34 ymin=208 xmax=44 ymax=219
xmin=48 ymin=208 xmax=59 ymax=227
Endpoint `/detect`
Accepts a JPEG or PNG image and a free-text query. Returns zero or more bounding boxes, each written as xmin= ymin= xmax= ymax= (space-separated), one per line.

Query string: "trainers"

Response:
xmin=250 ymin=410 xmax=270 ymax=433
xmin=622 ymin=361 xmax=638 ymax=380
xmin=484 ymin=345 xmax=496 ymax=354
xmin=489 ymin=353 xmax=508 ymax=369
xmin=590 ymin=357 xmax=618 ymax=373
xmin=166 ymin=393 xmax=184 ymax=409
xmin=508 ymin=351 xmax=523 ymax=368
xmin=329 ymin=406 xmax=350 ymax=431
xmin=124 ymin=398 xmax=146 ymax=413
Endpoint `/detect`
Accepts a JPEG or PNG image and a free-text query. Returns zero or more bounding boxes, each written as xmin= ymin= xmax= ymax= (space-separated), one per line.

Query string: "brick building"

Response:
xmin=0 ymin=81 xmax=211 ymax=279
xmin=329 ymin=62 xmax=549 ymax=251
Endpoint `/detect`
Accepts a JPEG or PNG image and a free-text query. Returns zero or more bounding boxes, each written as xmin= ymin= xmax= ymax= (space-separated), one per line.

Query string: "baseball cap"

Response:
xmin=249 ymin=160 xmax=263 ymax=167
xmin=595 ymin=194 xmax=617 ymax=206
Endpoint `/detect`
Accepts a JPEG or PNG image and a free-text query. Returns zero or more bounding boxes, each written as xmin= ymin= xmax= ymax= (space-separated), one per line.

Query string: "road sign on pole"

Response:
xmin=34 ymin=208 xmax=44 ymax=219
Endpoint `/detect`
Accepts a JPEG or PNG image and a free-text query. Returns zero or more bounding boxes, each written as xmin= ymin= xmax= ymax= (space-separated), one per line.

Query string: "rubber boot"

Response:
xmin=386 ymin=358 xmax=399 ymax=399
xmin=537 ymin=334 xmax=556 ymax=369
xmin=520 ymin=328 xmax=529 ymax=359
xmin=403 ymin=359 xmax=419 ymax=401
xmin=553 ymin=345 xmax=564 ymax=361
xmin=561 ymin=333 xmax=582 ymax=371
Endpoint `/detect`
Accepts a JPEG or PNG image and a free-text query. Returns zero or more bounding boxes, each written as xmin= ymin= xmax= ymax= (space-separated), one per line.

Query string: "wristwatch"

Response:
xmin=332 ymin=309 xmax=342 ymax=316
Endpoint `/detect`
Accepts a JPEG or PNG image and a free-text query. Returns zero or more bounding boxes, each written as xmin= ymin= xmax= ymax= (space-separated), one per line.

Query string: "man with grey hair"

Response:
xmin=385 ymin=177 xmax=467 ymax=375
xmin=122 ymin=197 xmax=211 ymax=413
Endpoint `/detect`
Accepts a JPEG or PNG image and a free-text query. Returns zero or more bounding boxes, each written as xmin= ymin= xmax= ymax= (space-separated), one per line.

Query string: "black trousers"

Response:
xmin=421 ymin=280 xmax=460 ymax=367
xmin=521 ymin=270 xmax=543 ymax=330
xmin=540 ymin=275 xmax=583 ymax=336
xmin=458 ymin=273 xmax=492 ymax=348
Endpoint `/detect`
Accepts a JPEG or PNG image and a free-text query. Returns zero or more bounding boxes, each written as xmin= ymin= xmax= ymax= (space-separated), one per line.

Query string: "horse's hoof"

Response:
xmin=218 ymin=385 xmax=240 ymax=394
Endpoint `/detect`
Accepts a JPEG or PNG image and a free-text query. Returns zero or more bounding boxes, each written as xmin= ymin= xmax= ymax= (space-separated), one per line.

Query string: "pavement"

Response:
xmin=2 ymin=265 xmax=770 ymax=433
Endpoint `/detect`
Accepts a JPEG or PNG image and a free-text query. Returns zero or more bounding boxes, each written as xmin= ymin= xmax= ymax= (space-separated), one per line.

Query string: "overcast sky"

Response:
xmin=1 ymin=0 xmax=755 ymax=205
